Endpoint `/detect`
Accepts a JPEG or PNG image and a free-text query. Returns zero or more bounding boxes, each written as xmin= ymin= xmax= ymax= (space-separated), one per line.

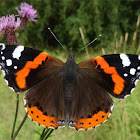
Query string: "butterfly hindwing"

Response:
xmin=24 ymin=72 xmax=65 ymax=129
xmin=78 ymin=54 xmax=140 ymax=99
xmin=69 ymin=70 xmax=114 ymax=130
xmin=0 ymin=44 xmax=64 ymax=92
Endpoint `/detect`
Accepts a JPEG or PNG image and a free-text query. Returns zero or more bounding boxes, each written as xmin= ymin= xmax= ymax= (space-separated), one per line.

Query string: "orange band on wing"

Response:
xmin=70 ymin=111 xmax=110 ymax=130
xmin=26 ymin=105 xmax=64 ymax=129
xmin=93 ymin=56 xmax=125 ymax=95
xmin=15 ymin=52 xmax=50 ymax=89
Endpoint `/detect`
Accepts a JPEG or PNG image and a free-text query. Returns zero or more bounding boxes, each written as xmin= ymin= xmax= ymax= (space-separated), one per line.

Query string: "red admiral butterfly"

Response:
xmin=0 ymin=43 xmax=140 ymax=130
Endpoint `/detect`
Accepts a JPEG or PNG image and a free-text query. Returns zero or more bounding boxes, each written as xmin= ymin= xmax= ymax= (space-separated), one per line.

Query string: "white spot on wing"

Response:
xmin=1 ymin=56 xmax=5 ymax=60
xmin=130 ymin=68 xmax=136 ymax=75
xmin=12 ymin=45 xmax=24 ymax=60
xmin=124 ymin=73 xmax=128 ymax=77
xmin=120 ymin=54 xmax=131 ymax=67
xmin=14 ymin=66 xmax=17 ymax=69
xmin=137 ymin=66 xmax=140 ymax=70
xmin=6 ymin=59 xmax=12 ymax=66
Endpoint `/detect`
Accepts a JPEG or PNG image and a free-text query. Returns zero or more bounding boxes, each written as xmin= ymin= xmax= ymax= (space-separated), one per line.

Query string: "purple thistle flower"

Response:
xmin=16 ymin=2 xmax=37 ymax=22
xmin=16 ymin=2 xmax=37 ymax=30
xmin=0 ymin=15 xmax=20 ymax=35
xmin=0 ymin=15 xmax=20 ymax=45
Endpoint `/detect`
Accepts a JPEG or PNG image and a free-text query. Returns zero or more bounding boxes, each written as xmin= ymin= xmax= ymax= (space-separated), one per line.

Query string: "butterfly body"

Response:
xmin=61 ymin=52 xmax=78 ymax=123
xmin=0 ymin=44 xmax=140 ymax=130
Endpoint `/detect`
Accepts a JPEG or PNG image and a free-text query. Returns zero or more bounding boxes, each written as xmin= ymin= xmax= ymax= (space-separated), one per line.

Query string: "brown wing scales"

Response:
xmin=24 ymin=73 xmax=65 ymax=129
xmin=69 ymin=71 xmax=114 ymax=130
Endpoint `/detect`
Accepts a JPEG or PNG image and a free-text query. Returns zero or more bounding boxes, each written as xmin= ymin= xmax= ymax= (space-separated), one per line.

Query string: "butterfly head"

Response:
xmin=67 ymin=52 xmax=75 ymax=61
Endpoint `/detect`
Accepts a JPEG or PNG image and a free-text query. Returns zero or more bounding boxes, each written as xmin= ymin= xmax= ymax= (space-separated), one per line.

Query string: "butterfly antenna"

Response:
xmin=76 ymin=35 xmax=101 ymax=55
xmin=48 ymin=28 xmax=69 ymax=54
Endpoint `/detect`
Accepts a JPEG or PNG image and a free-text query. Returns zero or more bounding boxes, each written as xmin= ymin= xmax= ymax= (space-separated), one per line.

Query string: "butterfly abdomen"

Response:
xmin=63 ymin=82 xmax=75 ymax=121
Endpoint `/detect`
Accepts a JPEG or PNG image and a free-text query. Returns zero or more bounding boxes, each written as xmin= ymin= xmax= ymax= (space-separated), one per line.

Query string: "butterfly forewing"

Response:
xmin=0 ymin=44 xmax=64 ymax=92
xmin=78 ymin=54 xmax=140 ymax=99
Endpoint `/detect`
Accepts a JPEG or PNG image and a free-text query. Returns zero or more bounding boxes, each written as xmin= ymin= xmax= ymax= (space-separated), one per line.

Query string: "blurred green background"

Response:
xmin=0 ymin=0 xmax=140 ymax=140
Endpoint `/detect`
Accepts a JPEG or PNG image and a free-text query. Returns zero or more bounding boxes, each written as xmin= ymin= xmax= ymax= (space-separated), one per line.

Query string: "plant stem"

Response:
xmin=41 ymin=128 xmax=50 ymax=140
xmin=11 ymin=94 xmax=19 ymax=140
xmin=5 ymin=29 xmax=19 ymax=45
xmin=44 ymin=129 xmax=54 ymax=140
xmin=40 ymin=128 xmax=54 ymax=140
xmin=12 ymin=113 xmax=28 ymax=140
xmin=40 ymin=128 xmax=46 ymax=140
